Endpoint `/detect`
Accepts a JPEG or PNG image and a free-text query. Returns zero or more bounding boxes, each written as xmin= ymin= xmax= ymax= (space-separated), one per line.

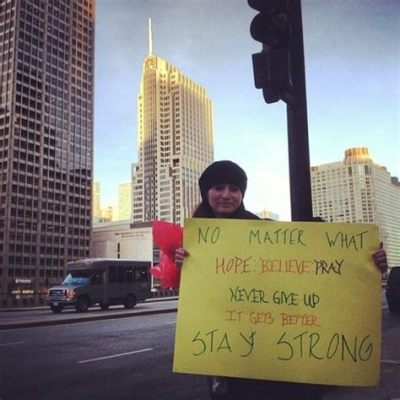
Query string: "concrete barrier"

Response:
xmin=0 ymin=289 xmax=179 ymax=309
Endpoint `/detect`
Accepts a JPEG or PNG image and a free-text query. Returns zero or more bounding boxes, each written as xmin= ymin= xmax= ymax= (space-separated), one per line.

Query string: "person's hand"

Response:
xmin=175 ymin=247 xmax=189 ymax=268
xmin=372 ymin=242 xmax=388 ymax=274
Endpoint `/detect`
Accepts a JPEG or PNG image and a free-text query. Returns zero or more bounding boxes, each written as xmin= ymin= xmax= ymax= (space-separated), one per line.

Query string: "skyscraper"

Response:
xmin=0 ymin=0 xmax=95 ymax=300
xmin=311 ymin=147 xmax=400 ymax=267
xmin=92 ymin=181 xmax=101 ymax=223
xmin=118 ymin=181 xmax=132 ymax=221
xmin=132 ymin=19 xmax=213 ymax=226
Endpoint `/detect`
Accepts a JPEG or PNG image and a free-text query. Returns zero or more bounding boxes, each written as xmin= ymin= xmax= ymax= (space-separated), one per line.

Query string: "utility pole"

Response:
xmin=248 ymin=0 xmax=313 ymax=221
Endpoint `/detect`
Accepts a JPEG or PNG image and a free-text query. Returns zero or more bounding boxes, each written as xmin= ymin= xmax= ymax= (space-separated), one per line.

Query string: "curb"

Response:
xmin=0 ymin=296 xmax=178 ymax=312
xmin=0 ymin=307 xmax=178 ymax=331
xmin=0 ymin=299 xmax=178 ymax=330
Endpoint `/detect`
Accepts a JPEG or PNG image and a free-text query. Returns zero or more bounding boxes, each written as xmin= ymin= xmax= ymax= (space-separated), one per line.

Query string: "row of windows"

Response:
xmin=3 ymin=228 xmax=90 ymax=244
xmin=105 ymin=265 xmax=148 ymax=284
xmin=0 ymin=268 xmax=62 ymax=278
xmin=8 ymin=208 xmax=90 ymax=223
xmin=14 ymin=104 xmax=41 ymax=120
xmin=3 ymin=255 xmax=86 ymax=273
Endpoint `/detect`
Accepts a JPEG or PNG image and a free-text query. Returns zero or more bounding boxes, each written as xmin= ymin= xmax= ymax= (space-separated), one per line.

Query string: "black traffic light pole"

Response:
xmin=286 ymin=0 xmax=313 ymax=221
xmin=249 ymin=0 xmax=313 ymax=221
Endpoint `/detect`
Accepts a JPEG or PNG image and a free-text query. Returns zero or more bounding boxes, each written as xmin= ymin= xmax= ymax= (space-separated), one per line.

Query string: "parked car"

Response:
xmin=385 ymin=266 xmax=400 ymax=313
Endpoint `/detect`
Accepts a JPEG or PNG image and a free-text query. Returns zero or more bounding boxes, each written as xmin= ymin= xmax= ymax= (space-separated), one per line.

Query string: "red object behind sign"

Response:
xmin=150 ymin=221 xmax=183 ymax=289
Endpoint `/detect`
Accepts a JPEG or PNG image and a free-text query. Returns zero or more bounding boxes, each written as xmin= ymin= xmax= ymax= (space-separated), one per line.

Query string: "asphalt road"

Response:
xmin=0 ymin=298 xmax=399 ymax=400
xmin=0 ymin=310 xmax=208 ymax=400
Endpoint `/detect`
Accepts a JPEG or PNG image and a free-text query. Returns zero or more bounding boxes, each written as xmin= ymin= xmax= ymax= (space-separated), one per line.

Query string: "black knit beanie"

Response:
xmin=199 ymin=160 xmax=248 ymax=200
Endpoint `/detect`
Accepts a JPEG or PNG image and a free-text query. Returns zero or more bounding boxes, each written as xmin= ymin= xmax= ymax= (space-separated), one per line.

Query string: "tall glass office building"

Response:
xmin=0 ymin=0 xmax=95 ymax=303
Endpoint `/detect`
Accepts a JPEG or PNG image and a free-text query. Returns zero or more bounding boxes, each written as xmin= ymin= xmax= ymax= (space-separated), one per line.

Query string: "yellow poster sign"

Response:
xmin=173 ymin=219 xmax=381 ymax=386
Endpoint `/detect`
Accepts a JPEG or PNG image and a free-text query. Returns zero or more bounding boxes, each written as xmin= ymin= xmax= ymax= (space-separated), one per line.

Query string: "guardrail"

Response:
xmin=151 ymin=288 xmax=179 ymax=298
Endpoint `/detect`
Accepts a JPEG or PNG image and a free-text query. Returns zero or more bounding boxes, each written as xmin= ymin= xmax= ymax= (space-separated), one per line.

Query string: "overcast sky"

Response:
xmin=94 ymin=0 xmax=400 ymax=220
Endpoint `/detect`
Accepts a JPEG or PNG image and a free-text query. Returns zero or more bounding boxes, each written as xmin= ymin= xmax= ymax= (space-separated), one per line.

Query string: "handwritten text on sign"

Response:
xmin=173 ymin=219 xmax=381 ymax=386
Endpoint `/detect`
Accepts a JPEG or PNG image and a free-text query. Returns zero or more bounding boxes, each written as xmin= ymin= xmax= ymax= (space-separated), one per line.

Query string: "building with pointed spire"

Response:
xmin=132 ymin=19 xmax=214 ymax=226
xmin=311 ymin=147 xmax=400 ymax=267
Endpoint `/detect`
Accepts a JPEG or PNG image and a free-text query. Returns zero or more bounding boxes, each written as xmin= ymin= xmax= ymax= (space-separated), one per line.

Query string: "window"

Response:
xmin=117 ymin=267 xmax=125 ymax=283
xmin=91 ymin=272 xmax=102 ymax=285
xmin=109 ymin=266 xmax=116 ymax=283
xmin=135 ymin=266 xmax=148 ymax=282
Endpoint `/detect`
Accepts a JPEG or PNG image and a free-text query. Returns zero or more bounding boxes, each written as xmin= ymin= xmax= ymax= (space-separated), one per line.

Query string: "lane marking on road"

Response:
xmin=78 ymin=348 xmax=154 ymax=364
xmin=381 ymin=359 xmax=400 ymax=366
xmin=0 ymin=341 xmax=25 ymax=347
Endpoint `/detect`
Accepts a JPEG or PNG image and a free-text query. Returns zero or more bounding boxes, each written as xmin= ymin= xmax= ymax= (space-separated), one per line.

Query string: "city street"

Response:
xmin=0 ymin=305 xmax=208 ymax=400
xmin=0 ymin=299 xmax=399 ymax=400
xmin=1 ymin=4 xmax=398 ymax=400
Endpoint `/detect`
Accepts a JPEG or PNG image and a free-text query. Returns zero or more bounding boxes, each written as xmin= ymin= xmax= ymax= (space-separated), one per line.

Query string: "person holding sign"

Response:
xmin=175 ymin=160 xmax=388 ymax=400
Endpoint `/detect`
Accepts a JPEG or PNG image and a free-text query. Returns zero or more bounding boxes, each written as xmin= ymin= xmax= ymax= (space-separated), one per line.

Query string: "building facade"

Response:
xmin=311 ymin=147 xmax=400 ymax=267
xmin=91 ymin=221 xmax=153 ymax=262
xmin=132 ymin=20 xmax=213 ymax=226
xmin=0 ymin=0 xmax=95 ymax=301
xmin=92 ymin=181 xmax=101 ymax=223
xmin=118 ymin=181 xmax=132 ymax=221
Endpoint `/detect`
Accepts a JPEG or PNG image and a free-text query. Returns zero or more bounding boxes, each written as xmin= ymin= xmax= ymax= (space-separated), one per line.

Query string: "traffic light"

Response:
xmin=249 ymin=0 xmax=313 ymax=221
xmin=248 ymin=0 xmax=291 ymax=103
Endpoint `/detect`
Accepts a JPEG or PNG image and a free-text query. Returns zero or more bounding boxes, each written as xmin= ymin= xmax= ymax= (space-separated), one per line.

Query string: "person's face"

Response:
xmin=207 ymin=184 xmax=243 ymax=217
